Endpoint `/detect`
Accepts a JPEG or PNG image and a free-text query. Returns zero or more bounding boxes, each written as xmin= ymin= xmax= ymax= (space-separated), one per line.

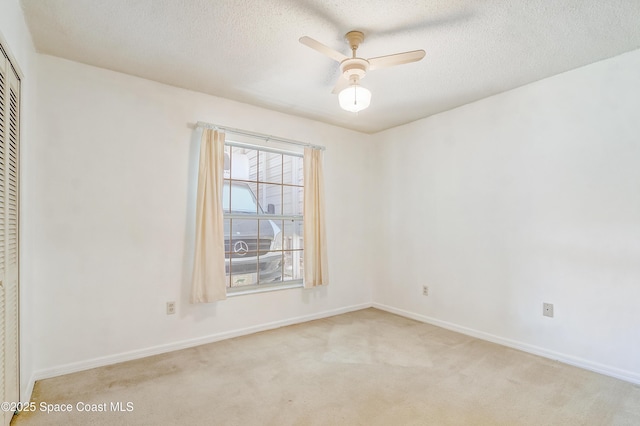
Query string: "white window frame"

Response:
xmin=223 ymin=140 xmax=304 ymax=296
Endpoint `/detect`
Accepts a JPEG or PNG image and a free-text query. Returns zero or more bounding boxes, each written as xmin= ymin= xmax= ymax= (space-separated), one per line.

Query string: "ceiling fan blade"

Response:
xmin=299 ymin=36 xmax=348 ymax=63
xmin=331 ymin=75 xmax=351 ymax=94
xmin=368 ymin=50 xmax=426 ymax=70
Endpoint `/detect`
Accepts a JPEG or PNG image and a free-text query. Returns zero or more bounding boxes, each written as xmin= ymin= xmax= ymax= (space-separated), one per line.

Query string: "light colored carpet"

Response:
xmin=12 ymin=308 xmax=640 ymax=425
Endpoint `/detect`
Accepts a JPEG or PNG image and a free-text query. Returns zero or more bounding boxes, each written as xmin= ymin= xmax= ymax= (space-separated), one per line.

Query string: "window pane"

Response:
xmin=223 ymin=217 xmax=232 ymax=289
xmin=222 ymin=180 xmax=231 ymax=213
xmin=259 ymin=252 xmax=283 ymax=283
xmin=230 ymin=147 xmax=257 ymax=181
xmin=224 ymin=268 xmax=231 ymax=288
xmin=283 ymin=155 xmax=303 ymax=186
xmin=229 ymin=183 xmax=258 ymax=214
xmin=258 ymin=183 xmax=282 ymax=215
xmin=283 ymin=220 xmax=304 ymax=280
xmin=282 ymin=185 xmax=303 ymax=216
xmin=259 ymin=151 xmax=282 ymax=184
xmin=224 ymin=146 xmax=231 ymax=179
xmin=258 ymin=219 xmax=283 ymax=284
xmin=229 ymin=255 xmax=258 ymax=287
xmin=260 ymin=219 xmax=282 ymax=250
xmin=283 ymin=250 xmax=304 ymax=281
xmin=284 ymin=220 xmax=303 ymax=250
xmin=224 ymin=218 xmax=231 ymax=254
xmin=247 ymin=182 xmax=258 ymax=210
xmin=230 ymin=218 xmax=259 ymax=252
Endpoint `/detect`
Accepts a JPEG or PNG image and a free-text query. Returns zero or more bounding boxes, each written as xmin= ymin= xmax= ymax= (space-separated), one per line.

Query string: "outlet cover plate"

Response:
xmin=543 ymin=303 xmax=554 ymax=318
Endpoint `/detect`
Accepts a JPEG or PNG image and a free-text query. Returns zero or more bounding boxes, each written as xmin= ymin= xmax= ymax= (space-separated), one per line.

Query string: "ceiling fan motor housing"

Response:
xmin=340 ymin=58 xmax=369 ymax=81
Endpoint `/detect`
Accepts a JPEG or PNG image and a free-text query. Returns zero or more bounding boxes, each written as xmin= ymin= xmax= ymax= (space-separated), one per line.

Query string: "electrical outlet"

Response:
xmin=166 ymin=301 xmax=176 ymax=315
xmin=543 ymin=303 xmax=554 ymax=318
xmin=422 ymin=286 xmax=429 ymax=296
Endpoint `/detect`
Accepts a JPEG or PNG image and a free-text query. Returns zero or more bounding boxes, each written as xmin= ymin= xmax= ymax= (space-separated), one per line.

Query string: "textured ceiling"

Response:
xmin=20 ymin=0 xmax=640 ymax=133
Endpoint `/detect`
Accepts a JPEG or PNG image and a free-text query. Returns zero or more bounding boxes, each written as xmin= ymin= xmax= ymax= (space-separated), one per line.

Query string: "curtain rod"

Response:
xmin=196 ymin=121 xmax=326 ymax=151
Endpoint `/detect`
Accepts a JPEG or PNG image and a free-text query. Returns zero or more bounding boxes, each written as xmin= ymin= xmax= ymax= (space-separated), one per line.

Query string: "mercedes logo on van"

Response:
xmin=233 ymin=240 xmax=249 ymax=256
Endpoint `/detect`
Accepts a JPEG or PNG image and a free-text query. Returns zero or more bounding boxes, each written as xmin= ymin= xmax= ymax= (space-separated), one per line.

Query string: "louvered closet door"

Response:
xmin=0 ymin=45 xmax=20 ymax=426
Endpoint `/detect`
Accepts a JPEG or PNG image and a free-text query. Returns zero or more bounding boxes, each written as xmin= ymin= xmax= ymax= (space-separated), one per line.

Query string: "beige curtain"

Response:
xmin=303 ymin=147 xmax=329 ymax=288
xmin=191 ymin=129 xmax=227 ymax=303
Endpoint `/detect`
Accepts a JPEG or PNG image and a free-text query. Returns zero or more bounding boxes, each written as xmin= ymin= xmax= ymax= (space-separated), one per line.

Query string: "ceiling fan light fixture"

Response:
xmin=338 ymin=84 xmax=371 ymax=112
xmin=300 ymin=30 xmax=424 ymax=113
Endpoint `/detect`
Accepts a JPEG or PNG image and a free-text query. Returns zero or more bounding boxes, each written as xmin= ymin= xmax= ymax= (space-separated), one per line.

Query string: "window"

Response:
xmin=223 ymin=142 xmax=304 ymax=292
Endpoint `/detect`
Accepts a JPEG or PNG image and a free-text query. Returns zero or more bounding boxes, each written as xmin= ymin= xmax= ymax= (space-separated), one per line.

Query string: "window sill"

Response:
xmin=227 ymin=281 xmax=304 ymax=297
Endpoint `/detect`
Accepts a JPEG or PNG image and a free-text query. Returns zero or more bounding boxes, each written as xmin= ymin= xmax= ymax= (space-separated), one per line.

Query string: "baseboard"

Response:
xmin=22 ymin=372 xmax=36 ymax=403
xmin=31 ymin=302 xmax=370 ymax=385
xmin=27 ymin=300 xmax=639 ymax=403
xmin=372 ymin=303 xmax=640 ymax=386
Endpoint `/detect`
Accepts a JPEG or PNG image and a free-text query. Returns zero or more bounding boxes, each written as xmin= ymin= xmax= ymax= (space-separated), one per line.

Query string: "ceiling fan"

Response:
xmin=299 ymin=31 xmax=426 ymax=112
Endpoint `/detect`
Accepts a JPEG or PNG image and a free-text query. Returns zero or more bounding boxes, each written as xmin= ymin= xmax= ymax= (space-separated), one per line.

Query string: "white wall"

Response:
xmin=11 ymin=2 xmax=640 ymax=399
xmin=31 ymin=55 xmax=374 ymax=377
xmin=0 ymin=0 xmax=38 ymax=402
xmin=373 ymin=49 xmax=640 ymax=383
